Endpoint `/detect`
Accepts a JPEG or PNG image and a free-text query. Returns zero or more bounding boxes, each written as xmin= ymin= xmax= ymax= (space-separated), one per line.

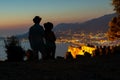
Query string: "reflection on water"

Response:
xmin=0 ymin=40 xmax=69 ymax=61
xmin=0 ymin=40 xmax=7 ymax=61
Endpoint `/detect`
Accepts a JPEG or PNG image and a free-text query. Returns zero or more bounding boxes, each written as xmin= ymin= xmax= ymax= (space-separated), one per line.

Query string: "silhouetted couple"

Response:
xmin=28 ymin=16 xmax=56 ymax=61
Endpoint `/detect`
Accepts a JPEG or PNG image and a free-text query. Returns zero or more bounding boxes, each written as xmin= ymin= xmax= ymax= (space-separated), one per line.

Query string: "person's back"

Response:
xmin=45 ymin=30 xmax=56 ymax=43
xmin=44 ymin=22 xmax=56 ymax=59
xmin=29 ymin=24 xmax=44 ymax=50
xmin=28 ymin=16 xmax=46 ymax=60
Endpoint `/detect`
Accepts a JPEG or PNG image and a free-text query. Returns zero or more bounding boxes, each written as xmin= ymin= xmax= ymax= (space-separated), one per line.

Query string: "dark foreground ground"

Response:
xmin=0 ymin=56 xmax=120 ymax=80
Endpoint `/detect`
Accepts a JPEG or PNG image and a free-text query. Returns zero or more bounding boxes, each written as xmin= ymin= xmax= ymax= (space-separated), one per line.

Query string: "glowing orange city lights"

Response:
xmin=67 ymin=45 xmax=96 ymax=58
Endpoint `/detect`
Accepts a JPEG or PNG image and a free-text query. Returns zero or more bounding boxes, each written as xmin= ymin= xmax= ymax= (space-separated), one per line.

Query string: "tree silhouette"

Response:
xmin=4 ymin=36 xmax=25 ymax=61
xmin=107 ymin=0 xmax=120 ymax=40
xmin=112 ymin=0 xmax=120 ymax=14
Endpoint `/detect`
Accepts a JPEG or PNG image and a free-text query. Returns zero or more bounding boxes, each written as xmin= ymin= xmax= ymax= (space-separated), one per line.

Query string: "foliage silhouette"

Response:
xmin=4 ymin=36 xmax=25 ymax=61
xmin=107 ymin=0 xmax=120 ymax=40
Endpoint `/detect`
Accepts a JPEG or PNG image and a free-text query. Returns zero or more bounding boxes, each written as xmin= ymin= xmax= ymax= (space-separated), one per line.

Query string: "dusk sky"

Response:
xmin=0 ymin=0 xmax=114 ymax=36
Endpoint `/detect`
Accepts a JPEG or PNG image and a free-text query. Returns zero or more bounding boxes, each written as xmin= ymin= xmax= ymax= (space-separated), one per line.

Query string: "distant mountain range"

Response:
xmin=16 ymin=13 xmax=117 ymax=39
xmin=53 ymin=13 xmax=117 ymax=33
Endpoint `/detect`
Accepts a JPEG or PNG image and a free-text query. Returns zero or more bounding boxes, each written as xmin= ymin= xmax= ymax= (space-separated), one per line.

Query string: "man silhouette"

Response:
xmin=28 ymin=16 xmax=46 ymax=61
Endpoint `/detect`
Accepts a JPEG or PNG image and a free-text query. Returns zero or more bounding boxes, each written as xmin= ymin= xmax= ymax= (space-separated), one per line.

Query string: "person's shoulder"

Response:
xmin=30 ymin=24 xmax=35 ymax=28
xmin=29 ymin=26 xmax=34 ymax=30
xmin=30 ymin=24 xmax=38 ymax=29
xmin=38 ymin=25 xmax=44 ymax=29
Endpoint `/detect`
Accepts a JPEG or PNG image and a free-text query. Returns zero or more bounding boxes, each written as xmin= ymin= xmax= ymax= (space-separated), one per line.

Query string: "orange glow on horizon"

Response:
xmin=0 ymin=19 xmax=32 ymax=29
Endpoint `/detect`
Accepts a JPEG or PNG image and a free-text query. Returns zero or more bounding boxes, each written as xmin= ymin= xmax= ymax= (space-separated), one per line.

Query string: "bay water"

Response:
xmin=0 ymin=40 xmax=69 ymax=61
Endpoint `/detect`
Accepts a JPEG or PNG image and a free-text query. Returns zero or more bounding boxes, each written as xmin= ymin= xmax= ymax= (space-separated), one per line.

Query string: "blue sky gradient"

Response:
xmin=0 ymin=0 xmax=114 ymax=36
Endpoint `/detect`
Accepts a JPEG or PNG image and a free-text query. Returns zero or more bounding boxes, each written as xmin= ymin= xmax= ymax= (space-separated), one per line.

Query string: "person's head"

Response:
xmin=33 ymin=16 xmax=42 ymax=24
xmin=44 ymin=22 xmax=53 ymax=31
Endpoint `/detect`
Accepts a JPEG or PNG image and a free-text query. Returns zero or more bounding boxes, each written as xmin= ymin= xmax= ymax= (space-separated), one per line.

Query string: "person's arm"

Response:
xmin=52 ymin=32 xmax=56 ymax=42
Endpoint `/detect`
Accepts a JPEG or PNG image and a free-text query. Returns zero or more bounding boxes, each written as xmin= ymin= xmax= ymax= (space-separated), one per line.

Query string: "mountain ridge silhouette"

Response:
xmin=53 ymin=13 xmax=116 ymax=33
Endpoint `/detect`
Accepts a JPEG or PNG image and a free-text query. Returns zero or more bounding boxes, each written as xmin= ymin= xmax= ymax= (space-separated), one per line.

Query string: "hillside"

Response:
xmin=54 ymin=13 xmax=116 ymax=33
